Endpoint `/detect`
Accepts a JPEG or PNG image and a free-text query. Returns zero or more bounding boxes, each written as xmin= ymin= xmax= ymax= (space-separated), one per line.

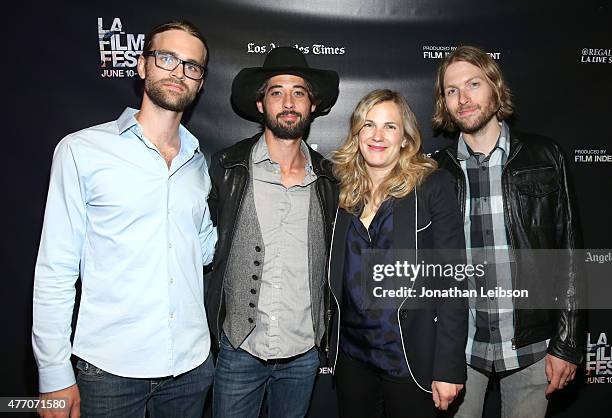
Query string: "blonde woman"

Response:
xmin=328 ymin=89 xmax=467 ymax=417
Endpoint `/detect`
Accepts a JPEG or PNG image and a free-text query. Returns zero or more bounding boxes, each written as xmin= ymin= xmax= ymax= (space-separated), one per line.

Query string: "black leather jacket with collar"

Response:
xmin=434 ymin=130 xmax=585 ymax=365
xmin=206 ymin=133 xmax=339 ymax=352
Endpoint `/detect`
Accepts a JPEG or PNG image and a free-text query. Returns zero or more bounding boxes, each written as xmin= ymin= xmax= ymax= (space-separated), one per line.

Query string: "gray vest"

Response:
xmin=222 ymin=176 xmax=326 ymax=349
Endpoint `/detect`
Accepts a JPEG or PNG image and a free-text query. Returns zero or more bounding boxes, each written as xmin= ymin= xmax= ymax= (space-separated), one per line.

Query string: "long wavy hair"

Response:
xmin=332 ymin=89 xmax=437 ymax=214
xmin=432 ymin=45 xmax=513 ymax=132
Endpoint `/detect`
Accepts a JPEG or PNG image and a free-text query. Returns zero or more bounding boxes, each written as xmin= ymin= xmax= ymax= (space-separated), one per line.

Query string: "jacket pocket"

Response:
xmin=513 ymin=165 xmax=560 ymax=228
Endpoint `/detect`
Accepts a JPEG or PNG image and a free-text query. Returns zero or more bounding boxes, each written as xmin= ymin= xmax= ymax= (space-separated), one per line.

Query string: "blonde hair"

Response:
xmin=432 ymin=45 xmax=514 ymax=132
xmin=332 ymin=89 xmax=436 ymax=214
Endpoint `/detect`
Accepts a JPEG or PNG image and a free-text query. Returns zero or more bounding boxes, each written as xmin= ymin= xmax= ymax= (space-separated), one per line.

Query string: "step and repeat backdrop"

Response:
xmin=5 ymin=0 xmax=611 ymax=416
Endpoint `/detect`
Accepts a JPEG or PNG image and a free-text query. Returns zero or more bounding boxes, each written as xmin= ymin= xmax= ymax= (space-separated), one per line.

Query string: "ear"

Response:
xmin=137 ymin=55 xmax=147 ymax=80
xmin=401 ymin=139 xmax=407 ymax=148
xmin=311 ymin=103 xmax=316 ymax=113
xmin=256 ymin=101 xmax=264 ymax=114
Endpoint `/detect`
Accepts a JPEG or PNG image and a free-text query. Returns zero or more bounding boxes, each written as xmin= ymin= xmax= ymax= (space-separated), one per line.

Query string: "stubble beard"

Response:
xmin=145 ymin=77 xmax=196 ymax=112
xmin=451 ymin=98 xmax=498 ymax=135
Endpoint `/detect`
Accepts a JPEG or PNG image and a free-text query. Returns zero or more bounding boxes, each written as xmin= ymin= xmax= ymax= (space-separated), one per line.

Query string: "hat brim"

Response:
xmin=231 ymin=67 xmax=339 ymax=122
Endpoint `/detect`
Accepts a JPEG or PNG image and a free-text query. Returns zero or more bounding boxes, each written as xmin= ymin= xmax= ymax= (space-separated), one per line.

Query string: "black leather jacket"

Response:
xmin=434 ymin=130 xmax=584 ymax=365
xmin=206 ymin=134 xmax=339 ymax=351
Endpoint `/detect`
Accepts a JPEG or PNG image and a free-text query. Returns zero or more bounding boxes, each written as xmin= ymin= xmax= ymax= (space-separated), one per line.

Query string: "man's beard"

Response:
xmin=450 ymin=98 xmax=498 ymax=135
xmin=264 ymin=109 xmax=311 ymax=140
xmin=145 ymin=77 xmax=196 ymax=112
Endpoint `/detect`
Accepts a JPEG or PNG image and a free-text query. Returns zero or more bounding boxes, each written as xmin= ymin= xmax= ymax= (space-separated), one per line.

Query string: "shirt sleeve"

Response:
xmin=32 ymin=138 xmax=85 ymax=393
xmin=199 ymin=162 xmax=217 ymax=266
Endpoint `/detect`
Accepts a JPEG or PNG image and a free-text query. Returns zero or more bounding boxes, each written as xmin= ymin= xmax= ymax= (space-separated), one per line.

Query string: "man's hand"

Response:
xmin=39 ymin=384 xmax=80 ymax=418
xmin=545 ymin=354 xmax=577 ymax=397
xmin=431 ymin=380 xmax=464 ymax=410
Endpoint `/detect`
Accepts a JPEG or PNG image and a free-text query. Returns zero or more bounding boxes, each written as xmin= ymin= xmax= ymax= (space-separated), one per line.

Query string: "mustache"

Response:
xmin=157 ymin=78 xmax=188 ymax=89
xmin=276 ymin=110 xmax=302 ymax=118
xmin=458 ymin=104 xmax=480 ymax=112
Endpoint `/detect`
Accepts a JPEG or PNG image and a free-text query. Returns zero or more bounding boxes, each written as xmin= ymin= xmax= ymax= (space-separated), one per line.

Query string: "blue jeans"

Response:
xmin=213 ymin=334 xmax=319 ymax=418
xmin=77 ymin=353 xmax=214 ymax=418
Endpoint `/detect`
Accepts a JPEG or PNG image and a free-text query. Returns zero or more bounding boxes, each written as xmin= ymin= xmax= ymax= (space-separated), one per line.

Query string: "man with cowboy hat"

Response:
xmin=206 ymin=46 xmax=339 ymax=418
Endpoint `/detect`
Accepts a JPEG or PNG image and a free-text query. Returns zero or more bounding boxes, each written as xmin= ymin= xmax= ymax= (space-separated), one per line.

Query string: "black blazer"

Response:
xmin=327 ymin=169 xmax=468 ymax=391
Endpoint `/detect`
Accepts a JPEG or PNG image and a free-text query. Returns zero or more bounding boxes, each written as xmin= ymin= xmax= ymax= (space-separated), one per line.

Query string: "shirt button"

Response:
xmin=250 ymin=289 xmax=257 ymax=294
xmin=248 ymin=317 xmax=254 ymax=323
xmin=254 ymin=260 xmax=260 ymax=266
xmin=170 ymin=313 xmax=175 ymax=320
xmin=271 ymin=316 xmax=277 ymax=321
xmin=273 ymin=284 xmax=280 ymax=289
xmin=252 ymin=275 xmax=258 ymax=280
xmin=491 ymin=326 xmax=497 ymax=331
xmin=486 ymin=230 xmax=491 ymax=235
xmin=249 ymin=302 xmax=255 ymax=308
xmin=481 ymin=166 xmax=487 ymax=171
xmin=255 ymin=246 xmax=261 ymax=252
xmin=169 ymin=277 xmax=175 ymax=284
xmin=168 ymin=243 xmax=173 ymax=249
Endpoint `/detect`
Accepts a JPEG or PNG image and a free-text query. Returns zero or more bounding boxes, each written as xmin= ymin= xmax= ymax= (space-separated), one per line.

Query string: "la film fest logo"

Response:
xmin=574 ymin=148 xmax=612 ymax=164
xmin=246 ymin=42 xmax=346 ymax=55
xmin=586 ymin=332 xmax=612 ymax=384
xmin=422 ymin=45 xmax=501 ymax=59
xmin=98 ymin=18 xmax=145 ymax=78
xmin=580 ymin=48 xmax=612 ymax=64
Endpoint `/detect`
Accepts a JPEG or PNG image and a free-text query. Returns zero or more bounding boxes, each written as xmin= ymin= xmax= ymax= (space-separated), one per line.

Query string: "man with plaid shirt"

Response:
xmin=433 ymin=46 xmax=584 ymax=418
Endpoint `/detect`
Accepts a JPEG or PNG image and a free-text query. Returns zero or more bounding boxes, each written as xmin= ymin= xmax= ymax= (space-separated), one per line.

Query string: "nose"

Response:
xmin=282 ymin=93 xmax=295 ymax=109
xmin=372 ymin=125 xmax=385 ymax=142
xmin=458 ymin=89 xmax=470 ymax=105
xmin=170 ymin=63 xmax=186 ymax=80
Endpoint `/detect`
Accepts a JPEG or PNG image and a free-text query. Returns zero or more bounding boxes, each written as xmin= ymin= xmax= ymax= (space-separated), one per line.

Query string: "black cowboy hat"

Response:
xmin=231 ymin=46 xmax=339 ymax=122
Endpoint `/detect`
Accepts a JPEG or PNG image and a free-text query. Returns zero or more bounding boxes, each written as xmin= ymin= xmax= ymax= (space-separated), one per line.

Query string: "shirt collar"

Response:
xmin=457 ymin=120 xmax=510 ymax=161
xmin=252 ymin=134 xmax=314 ymax=172
xmin=116 ymin=107 xmax=200 ymax=155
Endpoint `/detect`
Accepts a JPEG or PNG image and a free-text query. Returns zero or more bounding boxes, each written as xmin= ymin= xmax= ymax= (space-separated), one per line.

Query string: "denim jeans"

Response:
xmin=77 ymin=353 xmax=214 ymax=418
xmin=212 ymin=334 xmax=319 ymax=418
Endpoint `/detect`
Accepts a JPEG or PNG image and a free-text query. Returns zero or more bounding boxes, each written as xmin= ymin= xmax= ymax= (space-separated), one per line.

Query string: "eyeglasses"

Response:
xmin=143 ymin=50 xmax=207 ymax=80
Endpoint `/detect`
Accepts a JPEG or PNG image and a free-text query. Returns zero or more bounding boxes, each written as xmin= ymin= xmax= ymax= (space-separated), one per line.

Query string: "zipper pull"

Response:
xmin=511 ymin=338 xmax=516 ymax=350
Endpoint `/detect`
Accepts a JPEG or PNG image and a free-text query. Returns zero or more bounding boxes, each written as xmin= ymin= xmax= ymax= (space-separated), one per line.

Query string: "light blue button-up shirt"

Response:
xmin=32 ymin=108 xmax=217 ymax=393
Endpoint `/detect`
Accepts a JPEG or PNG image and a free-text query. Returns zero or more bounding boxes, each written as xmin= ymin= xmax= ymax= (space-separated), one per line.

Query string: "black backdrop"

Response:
xmin=4 ymin=1 xmax=612 ymax=416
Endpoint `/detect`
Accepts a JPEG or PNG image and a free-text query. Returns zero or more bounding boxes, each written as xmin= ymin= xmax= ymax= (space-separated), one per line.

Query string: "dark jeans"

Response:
xmin=212 ymin=333 xmax=319 ymax=418
xmin=335 ymin=351 xmax=436 ymax=418
xmin=77 ymin=353 xmax=214 ymax=418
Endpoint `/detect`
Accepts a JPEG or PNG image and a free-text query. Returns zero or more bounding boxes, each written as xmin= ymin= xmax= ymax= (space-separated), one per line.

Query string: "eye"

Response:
xmin=470 ymin=81 xmax=480 ymax=89
xmin=294 ymin=90 xmax=306 ymax=97
xmin=159 ymin=54 xmax=177 ymax=65
xmin=184 ymin=62 xmax=198 ymax=72
xmin=445 ymin=88 xmax=457 ymax=97
xmin=269 ymin=90 xmax=282 ymax=96
xmin=362 ymin=122 xmax=373 ymax=129
xmin=385 ymin=124 xmax=397 ymax=130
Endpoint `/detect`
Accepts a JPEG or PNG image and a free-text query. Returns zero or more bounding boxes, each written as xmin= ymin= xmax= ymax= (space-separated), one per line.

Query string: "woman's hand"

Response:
xmin=431 ymin=380 xmax=463 ymax=410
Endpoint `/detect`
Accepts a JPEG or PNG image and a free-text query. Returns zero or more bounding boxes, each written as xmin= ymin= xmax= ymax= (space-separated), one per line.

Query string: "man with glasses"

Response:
xmin=32 ymin=21 xmax=216 ymax=418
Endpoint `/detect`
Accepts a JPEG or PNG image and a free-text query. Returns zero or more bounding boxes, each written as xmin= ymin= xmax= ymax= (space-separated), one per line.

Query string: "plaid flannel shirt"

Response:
xmin=459 ymin=121 xmax=548 ymax=372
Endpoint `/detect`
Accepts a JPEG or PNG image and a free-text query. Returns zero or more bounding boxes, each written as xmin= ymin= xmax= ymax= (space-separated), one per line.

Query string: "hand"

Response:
xmin=545 ymin=354 xmax=577 ymax=397
xmin=39 ymin=384 xmax=80 ymax=418
xmin=431 ymin=380 xmax=464 ymax=410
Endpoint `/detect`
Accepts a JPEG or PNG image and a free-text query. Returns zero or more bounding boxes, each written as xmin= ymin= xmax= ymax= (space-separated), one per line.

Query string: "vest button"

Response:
xmin=255 ymin=246 xmax=261 ymax=252
xmin=250 ymin=289 xmax=257 ymax=294
xmin=254 ymin=260 xmax=260 ymax=266
xmin=249 ymin=302 xmax=255 ymax=308
xmin=248 ymin=317 xmax=254 ymax=323
xmin=252 ymin=275 xmax=258 ymax=280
